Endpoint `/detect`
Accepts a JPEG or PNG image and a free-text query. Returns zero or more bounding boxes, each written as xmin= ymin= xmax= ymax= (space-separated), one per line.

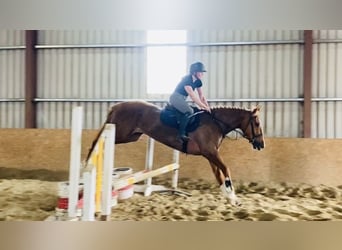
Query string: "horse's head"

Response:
xmin=241 ymin=105 xmax=265 ymax=150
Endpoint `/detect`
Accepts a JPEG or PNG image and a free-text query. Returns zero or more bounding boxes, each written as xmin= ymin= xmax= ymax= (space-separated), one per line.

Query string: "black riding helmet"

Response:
xmin=189 ymin=62 xmax=207 ymax=74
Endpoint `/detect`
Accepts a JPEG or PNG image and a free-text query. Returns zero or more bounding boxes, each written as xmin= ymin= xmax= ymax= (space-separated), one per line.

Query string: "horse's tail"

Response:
xmin=84 ymin=107 xmax=115 ymax=164
xmin=84 ymin=123 xmax=106 ymax=164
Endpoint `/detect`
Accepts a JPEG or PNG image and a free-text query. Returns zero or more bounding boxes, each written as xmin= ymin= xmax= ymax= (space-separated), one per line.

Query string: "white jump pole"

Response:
xmin=82 ymin=166 xmax=96 ymax=221
xmin=144 ymin=137 xmax=155 ymax=194
xmin=133 ymin=136 xmax=182 ymax=196
xmin=82 ymin=124 xmax=116 ymax=221
xmin=113 ymin=163 xmax=179 ymax=190
xmin=101 ymin=124 xmax=115 ymax=220
xmin=68 ymin=106 xmax=83 ymax=219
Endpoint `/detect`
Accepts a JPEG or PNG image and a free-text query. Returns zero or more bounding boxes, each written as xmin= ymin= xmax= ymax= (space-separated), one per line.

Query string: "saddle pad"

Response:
xmin=160 ymin=107 xmax=201 ymax=132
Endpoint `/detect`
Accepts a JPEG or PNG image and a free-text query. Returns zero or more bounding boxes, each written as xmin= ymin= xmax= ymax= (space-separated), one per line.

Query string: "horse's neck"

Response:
xmin=213 ymin=108 xmax=248 ymax=132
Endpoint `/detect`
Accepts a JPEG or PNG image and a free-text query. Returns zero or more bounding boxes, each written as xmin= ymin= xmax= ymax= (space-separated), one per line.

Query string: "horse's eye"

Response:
xmin=252 ymin=117 xmax=260 ymax=127
xmin=251 ymin=116 xmax=257 ymax=124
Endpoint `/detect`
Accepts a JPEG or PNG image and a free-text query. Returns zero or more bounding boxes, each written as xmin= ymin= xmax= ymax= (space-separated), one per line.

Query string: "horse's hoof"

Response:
xmin=230 ymin=199 xmax=242 ymax=207
xmin=228 ymin=194 xmax=241 ymax=206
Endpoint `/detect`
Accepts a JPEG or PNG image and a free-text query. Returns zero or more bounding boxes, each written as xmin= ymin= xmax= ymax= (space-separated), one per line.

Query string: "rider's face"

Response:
xmin=195 ymin=72 xmax=204 ymax=79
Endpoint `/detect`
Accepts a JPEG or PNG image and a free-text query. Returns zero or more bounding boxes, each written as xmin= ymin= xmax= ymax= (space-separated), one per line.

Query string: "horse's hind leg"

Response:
xmin=122 ymin=131 xmax=143 ymax=143
xmin=115 ymin=127 xmax=143 ymax=144
xmin=104 ymin=105 xmax=144 ymax=144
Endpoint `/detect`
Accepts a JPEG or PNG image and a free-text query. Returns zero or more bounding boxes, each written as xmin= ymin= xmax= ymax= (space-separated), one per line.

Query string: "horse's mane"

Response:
xmin=211 ymin=106 xmax=252 ymax=112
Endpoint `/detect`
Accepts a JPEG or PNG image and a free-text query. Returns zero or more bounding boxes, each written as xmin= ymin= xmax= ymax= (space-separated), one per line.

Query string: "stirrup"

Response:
xmin=180 ymin=134 xmax=189 ymax=142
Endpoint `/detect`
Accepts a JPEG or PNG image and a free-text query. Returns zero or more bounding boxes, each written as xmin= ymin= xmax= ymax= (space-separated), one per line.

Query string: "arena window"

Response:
xmin=146 ymin=30 xmax=187 ymax=95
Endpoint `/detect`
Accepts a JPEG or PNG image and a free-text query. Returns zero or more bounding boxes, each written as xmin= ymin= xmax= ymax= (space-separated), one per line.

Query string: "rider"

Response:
xmin=169 ymin=61 xmax=211 ymax=141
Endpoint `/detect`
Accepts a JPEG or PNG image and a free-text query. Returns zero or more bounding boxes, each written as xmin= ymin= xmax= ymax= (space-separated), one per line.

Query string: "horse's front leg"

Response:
xmin=219 ymin=175 xmax=240 ymax=206
xmin=208 ymin=157 xmax=241 ymax=206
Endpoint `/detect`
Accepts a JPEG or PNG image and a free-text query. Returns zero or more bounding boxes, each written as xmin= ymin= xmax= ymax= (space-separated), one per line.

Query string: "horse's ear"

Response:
xmin=252 ymin=105 xmax=261 ymax=114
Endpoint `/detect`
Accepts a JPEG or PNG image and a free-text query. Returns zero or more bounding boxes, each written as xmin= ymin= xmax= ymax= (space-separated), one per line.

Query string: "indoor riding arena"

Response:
xmin=1 ymin=30 xmax=342 ymax=221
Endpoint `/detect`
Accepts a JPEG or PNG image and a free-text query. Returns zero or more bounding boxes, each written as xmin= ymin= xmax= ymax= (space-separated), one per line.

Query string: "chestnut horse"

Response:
xmin=86 ymin=100 xmax=265 ymax=206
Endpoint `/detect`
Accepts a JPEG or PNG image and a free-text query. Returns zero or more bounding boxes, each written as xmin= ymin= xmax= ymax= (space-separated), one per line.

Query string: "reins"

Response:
xmin=189 ymin=110 xmax=230 ymax=137
xmin=189 ymin=108 xmax=263 ymax=144
xmin=209 ymin=111 xmax=232 ymax=136
xmin=233 ymin=129 xmax=244 ymax=137
xmin=188 ymin=110 xmax=205 ymax=119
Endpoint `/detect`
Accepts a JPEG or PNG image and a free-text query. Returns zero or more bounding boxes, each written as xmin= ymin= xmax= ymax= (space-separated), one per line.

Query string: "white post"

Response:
xmin=68 ymin=106 xmax=83 ymax=218
xmin=101 ymin=124 xmax=115 ymax=219
xmin=133 ymin=137 xmax=182 ymax=196
xmin=82 ymin=167 xmax=96 ymax=221
xmin=172 ymin=150 xmax=180 ymax=189
xmin=144 ymin=138 xmax=155 ymax=188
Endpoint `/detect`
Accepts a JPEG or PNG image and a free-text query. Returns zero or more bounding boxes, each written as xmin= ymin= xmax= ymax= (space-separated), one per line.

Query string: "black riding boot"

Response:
xmin=179 ymin=112 xmax=191 ymax=141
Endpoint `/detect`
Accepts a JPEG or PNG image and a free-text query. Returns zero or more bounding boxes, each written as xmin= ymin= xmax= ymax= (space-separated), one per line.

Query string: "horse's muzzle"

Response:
xmin=252 ymin=140 xmax=265 ymax=151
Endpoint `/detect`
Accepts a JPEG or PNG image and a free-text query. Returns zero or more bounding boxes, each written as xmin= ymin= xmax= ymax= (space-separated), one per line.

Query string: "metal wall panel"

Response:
xmin=0 ymin=30 xmax=24 ymax=46
xmin=0 ymin=30 xmax=25 ymax=128
xmin=187 ymin=30 xmax=304 ymax=137
xmin=1 ymin=30 xmax=341 ymax=138
xmin=36 ymin=30 xmax=306 ymax=136
xmin=36 ymin=30 xmax=146 ymax=129
xmin=38 ymin=30 xmax=145 ymax=45
xmin=312 ymin=30 xmax=342 ymax=138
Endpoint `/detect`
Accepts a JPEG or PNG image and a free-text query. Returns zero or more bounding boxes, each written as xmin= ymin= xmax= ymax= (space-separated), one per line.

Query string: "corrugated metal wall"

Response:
xmin=1 ymin=30 xmax=342 ymax=138
xmin=36 ymin=30 xmax=306 ymax=136
xmin=37 ymin=30 xmax=147 ymax=128
xmin=187 ymin=30 xmax=304 ymax=137
xmin=312 ymin=30 xmax=342 ymax=138
xmin=0 ymin=30 xmax=25 ymax=128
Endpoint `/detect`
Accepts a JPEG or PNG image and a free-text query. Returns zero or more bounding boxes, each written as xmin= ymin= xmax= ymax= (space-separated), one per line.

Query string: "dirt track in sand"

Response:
xmin=1 ymin=177 xmax=342 ymax=221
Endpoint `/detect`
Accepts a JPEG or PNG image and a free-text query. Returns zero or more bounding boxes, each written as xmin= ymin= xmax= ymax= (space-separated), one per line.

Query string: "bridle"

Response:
xmin=198 ymin=110 xmax=263 ymax=144
xmin=242 ymin=115 xmax=263 ymax=144
xmin=211 ymin=112 xmax=263 ymax=144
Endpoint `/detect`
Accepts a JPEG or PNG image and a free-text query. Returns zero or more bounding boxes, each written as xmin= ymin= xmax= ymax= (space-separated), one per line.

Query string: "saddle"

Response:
xmin=160 ymin=104 xmax=202 ymax=132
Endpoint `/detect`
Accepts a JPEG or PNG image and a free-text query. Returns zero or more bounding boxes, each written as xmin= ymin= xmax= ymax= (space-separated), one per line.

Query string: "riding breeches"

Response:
xmin=169 ymin=92 xmax=194 ymax=114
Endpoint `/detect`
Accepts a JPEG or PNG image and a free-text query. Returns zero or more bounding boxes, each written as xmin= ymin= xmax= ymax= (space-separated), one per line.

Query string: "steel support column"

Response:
xmin=25 ymin=30 xmax=38 ymax=128
xmin=303 ymin=30 xmax=313 ymax=138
